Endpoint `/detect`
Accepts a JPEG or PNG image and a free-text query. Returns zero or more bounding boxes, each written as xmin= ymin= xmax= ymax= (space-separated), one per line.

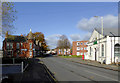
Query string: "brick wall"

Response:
xmin=72 ymin=41 xmax=88 ymax=56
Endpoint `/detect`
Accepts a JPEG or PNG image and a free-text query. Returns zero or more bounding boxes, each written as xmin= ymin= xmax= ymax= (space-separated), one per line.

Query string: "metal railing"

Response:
xmin=1 ymin=58 xmax=29 ymax=74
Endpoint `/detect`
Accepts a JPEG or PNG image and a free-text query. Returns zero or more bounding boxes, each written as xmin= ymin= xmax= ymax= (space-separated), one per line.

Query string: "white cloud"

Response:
xmin=82 ymin=32 xmax=91 ymax=40
xmin=77 ymin=15 xmax=118 ymax=31
xmin=70 ymin=34 xmax=81 ymax=41
xmin=45 ymin=34 xmax=62 ymax=49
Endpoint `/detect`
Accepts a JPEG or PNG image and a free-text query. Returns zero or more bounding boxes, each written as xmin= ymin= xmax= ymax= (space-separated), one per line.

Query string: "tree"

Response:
xmin=57 ymin=35 xmax=71 ymax=55
xmin=32 ymin=32 xmax=48 ymax=52
xmin=1 ymin=2 xmax=17 ymax=37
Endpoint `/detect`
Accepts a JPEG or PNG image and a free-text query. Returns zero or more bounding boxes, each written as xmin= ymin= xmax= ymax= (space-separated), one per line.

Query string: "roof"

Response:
xmin=95 ymin=28 xmax=119 ymax=36
xmin=28 ymin=29 xmax=33 ymax=39
xmin=5 ymin=35 xmax=27 ymax=42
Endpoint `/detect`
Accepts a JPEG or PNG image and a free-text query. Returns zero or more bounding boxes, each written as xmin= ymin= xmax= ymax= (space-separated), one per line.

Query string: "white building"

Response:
xmin=86 ymin=28 xmax=120 ymax=64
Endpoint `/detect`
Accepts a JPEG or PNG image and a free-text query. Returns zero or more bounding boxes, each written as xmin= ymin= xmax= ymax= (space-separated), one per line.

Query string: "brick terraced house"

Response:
xmin=72 ymin=41 xmax=88 ymax=56
xmin=3 ymin=29 xmax=35 ymax=58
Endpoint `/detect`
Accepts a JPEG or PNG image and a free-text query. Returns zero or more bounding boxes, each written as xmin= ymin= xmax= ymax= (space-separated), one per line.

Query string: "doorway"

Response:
xmin=95 ymin=48 xmax=97 ymax=61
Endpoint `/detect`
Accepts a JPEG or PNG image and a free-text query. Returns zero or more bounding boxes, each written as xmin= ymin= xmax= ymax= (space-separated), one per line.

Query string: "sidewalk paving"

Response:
xmin=62 ymin=57 xmax=120 ymax=71
xmin=1 ymin=58 xmax=56 ymax=83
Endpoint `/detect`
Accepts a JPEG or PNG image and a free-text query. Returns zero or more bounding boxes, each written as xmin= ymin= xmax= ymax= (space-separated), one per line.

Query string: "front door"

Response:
xmin=95 ymin=48 xmax=97 ymax=61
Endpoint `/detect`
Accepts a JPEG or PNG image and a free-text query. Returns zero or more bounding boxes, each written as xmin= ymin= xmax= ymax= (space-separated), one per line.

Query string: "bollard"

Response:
xmin=21 ymin=62 xmax=23 ymax=73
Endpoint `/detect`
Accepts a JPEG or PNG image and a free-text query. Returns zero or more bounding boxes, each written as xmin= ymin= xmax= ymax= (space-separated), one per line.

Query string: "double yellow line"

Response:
xmin=38 ymin=60 xmax=58 ymax=83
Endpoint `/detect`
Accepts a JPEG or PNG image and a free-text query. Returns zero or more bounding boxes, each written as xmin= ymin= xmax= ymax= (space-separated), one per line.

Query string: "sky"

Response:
xmin=1 ymin=2 xmax=118 ymax=49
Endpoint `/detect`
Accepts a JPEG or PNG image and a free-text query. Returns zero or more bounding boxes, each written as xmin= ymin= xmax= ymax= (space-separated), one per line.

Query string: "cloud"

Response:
xmin=77 ymin=15 xmax=118 ymax=31
xmin=70 ymin=34 xmax=81 ymax=41
xmin=45 ymin=34 xmax=62 ymax=49
xmin=82 ymin=32 xmax=91 ymax=40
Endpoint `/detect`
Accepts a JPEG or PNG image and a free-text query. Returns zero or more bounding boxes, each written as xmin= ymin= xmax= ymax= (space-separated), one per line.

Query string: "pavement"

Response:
xmin=0 ymin=51 xmax=3 ymax=58
xmin=1 ymin=58 xmax=56 ymax=83
xmin=40 ymin=56 xmax=119 ymax=82
xmin=61 ymin=57 xmax=119 ymax=71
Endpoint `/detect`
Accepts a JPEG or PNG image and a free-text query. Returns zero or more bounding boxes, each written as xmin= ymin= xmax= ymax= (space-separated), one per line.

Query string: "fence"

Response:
xmin=1 ymin=58 xmax=29 ymax=74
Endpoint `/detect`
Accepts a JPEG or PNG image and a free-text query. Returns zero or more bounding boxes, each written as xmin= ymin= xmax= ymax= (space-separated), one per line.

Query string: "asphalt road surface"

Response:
xmin=40 ymin=56 xmax=119 ymax=82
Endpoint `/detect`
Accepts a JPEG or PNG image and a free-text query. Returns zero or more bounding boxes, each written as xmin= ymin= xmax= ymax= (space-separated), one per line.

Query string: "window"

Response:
xmin=64 ymin=51 xmax=66 ymax=54
xmin=114 ymin=44 xmax=120 ymax=56
xmin=16 ymin=43 xmax=20 ymax=49
xmin=30 ymin=51 xmax=32 ymax=56
xmin=81 ymin=53 xmax=83 ymax=55
xmin=84 ymin=48 xmax=86 ymax=50
xmin=21 ymin=43 xmax=23 ymax=47
xmin=84 ymin=53 xmax=86 ymax=55
xmin=81 ymin=43 xmax=83 ymax=45
xmin=102 ymin=44 xmax=104 ymax=56
xmin=9 ymin=43 xmax=13 ymax=50
xmin=29 ymin=43 xmax=32 ymax=49
xmin=21 ymin=51 xmax=23 ymax=54
xmin=77 ymin=42 xmax=80 ymax=46
xmin=6 ymin=43 xmax=9 ymax=50
xmin=84 ymin=43 xmax=86 ymax=45
xmin=81 ymin=47 xmax=83 ymax=50
xmin=77 ymin=52 xmax=80 ymax=55
xmin=77 ymin=47 xmax=80 ymax=50
xmin=90 ymin=47 xmax=91 ymax=56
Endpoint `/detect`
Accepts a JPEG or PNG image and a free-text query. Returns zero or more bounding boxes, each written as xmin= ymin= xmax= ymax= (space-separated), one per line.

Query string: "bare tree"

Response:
xmin=1 ymin=2 xmax=17 ymax=37
xmin=57 ymin=35 xmax=71 ymax=55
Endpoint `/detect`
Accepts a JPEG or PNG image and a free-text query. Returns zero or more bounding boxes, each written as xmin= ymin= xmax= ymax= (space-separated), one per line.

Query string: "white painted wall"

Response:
xmin=87 ymin=29 xmax=120 ymax=64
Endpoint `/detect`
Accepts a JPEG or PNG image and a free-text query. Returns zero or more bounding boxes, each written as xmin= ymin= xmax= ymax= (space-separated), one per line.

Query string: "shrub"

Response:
xmin=58 ymin=54 xmax=62 ymax=56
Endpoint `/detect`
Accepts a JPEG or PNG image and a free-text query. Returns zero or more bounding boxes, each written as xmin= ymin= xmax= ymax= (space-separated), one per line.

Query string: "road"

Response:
xmin=40 ymin=56 xmax=119 ymax=82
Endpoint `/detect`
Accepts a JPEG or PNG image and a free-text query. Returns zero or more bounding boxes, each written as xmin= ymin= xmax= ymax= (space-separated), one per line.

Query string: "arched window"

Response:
xmin=102 ymin=44 xmax=104 ymax=56
xmin=90 ymin=47 xmax=91 ymax=56
xmin=114 ymin=43 xmax=120 ymax=56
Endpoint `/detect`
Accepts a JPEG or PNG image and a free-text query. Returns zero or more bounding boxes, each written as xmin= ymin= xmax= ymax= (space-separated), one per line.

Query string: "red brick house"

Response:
xmin=72 ymin=41 xmax=88 ymax=56
xmin=3 ymin=29 xmax=35 ymax=58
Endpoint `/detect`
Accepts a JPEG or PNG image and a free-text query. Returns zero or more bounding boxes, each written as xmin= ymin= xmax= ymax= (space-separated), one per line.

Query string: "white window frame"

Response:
xmin=81 ymin=47 xmax=83 ymax=50
xmin=77 ymin=47 xmax=80 ymax=50
xmin=77 ymin=42 xmax=80 ymax=46
xmin=81 ymin=52 xmax=83 ymax=55
xmin=77 ymin=52 xmax=80 ymax=55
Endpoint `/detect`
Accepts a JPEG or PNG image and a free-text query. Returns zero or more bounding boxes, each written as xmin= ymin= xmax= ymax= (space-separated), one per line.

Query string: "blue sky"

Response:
xmin=9 ymin=2 xmax=118 ymax=48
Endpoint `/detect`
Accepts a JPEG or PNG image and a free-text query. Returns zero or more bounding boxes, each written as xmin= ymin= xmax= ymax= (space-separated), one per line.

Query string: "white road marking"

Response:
xmin=84 ymin=70 xmax=118 ymax=81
